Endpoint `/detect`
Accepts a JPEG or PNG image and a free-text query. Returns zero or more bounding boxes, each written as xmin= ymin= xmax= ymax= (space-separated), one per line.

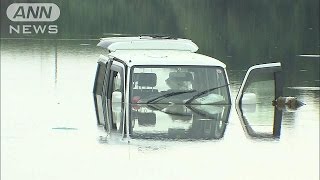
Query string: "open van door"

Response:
xmin=235 ymin=62 xmax=284 ymax=139
xmin=93 ymin=56 xmax=112 ymax=128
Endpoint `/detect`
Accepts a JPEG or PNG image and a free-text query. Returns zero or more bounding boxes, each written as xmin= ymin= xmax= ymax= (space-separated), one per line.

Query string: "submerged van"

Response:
xmin=93 ymin=36 xmax=283 ymax=140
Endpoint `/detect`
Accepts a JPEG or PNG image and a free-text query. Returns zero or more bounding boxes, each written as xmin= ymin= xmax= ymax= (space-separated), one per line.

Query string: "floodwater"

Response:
xmin=1 ymin=39 xmax=319 ymax=180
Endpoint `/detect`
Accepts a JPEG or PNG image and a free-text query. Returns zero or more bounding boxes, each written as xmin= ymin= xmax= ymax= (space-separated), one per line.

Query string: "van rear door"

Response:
xmin=93 ymin=56 xmax=111 ymax=127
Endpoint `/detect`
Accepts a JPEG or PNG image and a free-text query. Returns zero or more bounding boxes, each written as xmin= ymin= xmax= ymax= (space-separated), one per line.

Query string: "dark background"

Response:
xmin=1 ymin=0 xmax=319 ymax=86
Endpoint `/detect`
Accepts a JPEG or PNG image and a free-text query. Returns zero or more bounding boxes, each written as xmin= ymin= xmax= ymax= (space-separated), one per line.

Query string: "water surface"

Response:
xmin=1 ymin=39 xmax=319 ymax=180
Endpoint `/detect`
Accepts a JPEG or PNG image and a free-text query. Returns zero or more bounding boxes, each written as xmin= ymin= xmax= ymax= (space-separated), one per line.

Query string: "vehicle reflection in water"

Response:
xmin=129 ymin=104 xmax=231 ymax=140
xmin=236 ymin=103 xmax=282 ymax=139
xmin=102 ymin=101 xmax=285 ymax=143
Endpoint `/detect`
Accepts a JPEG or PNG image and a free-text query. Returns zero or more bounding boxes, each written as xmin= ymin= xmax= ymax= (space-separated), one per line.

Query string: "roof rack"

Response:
xmin=97 ymin=36 xmax=199 ymax=52
xmin=139 ymin=34 xmax=176 ymax=39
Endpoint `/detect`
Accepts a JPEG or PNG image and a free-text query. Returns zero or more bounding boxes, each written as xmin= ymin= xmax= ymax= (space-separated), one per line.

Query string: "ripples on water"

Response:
xmin=1 ymin=39 xmax=319 ymax=180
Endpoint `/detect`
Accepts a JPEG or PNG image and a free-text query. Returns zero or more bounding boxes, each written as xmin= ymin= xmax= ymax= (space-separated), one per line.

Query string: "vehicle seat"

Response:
xmin=132 ymin=73 xmax=158 ymax=98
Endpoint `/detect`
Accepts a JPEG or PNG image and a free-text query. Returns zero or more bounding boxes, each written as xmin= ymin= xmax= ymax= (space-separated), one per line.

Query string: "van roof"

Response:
xmin=106 ymin=50 xmax=226 ymax=68
xmin=98 ymin=36 xmax=226 ymax=68
xmin=97 ymin=36 xmax=199 ymax=52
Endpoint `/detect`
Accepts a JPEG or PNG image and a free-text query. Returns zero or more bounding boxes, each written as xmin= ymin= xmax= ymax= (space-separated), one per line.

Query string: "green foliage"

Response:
xmin=1 ymin=0 xmax=319 ymax=86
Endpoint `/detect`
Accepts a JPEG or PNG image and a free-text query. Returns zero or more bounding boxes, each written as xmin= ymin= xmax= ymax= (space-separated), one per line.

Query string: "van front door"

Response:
xmin=235 ymin=62 xmax=284 ymax=138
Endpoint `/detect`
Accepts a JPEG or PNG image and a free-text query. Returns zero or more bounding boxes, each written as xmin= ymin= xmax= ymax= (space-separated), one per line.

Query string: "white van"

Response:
xmin=93 ymin=36 xmax=283 ymax=140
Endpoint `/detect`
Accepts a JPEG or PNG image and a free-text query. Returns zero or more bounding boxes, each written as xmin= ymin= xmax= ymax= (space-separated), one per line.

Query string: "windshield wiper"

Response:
xmin=185 ymin=84 xmax=230 ymax=104
xmin=146 ymin=90 xmax=196 ymax=104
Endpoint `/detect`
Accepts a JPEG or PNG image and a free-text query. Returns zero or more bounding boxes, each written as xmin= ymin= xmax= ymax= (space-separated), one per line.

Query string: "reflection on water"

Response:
xmin=288 ymin=86 xmax=320 ymax=91
xmin=1 ymin=39 xmax=319 ymax=180
xmin=237 ymin=104 xmax=282 ymax=139
xmin=297 ymin=55 xmax=320 ymax=58
xmin=128 ymin=104 xmax=230 ymax=140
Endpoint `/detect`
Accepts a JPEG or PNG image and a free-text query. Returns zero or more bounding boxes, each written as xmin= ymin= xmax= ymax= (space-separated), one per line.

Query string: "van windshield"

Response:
xmin=131 ymin=66 xmax=231 ymax=105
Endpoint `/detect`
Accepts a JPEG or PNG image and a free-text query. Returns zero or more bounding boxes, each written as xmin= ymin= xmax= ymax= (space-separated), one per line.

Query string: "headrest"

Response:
xmin=169 ymin=72 xmax=193 ymax=81
xmin=134 ymin=73 xmax=157 ymax=87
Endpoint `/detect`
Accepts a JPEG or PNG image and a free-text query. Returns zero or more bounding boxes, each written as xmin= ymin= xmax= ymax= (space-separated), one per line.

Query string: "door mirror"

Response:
xmin=241 ymin=93 xmax=257 ymax=113
xmin=112 ymin=91 xmax=123 ymax=113
xmin=112 ymin=91 xmax=123 ymax=104
xmin=241 ymin=93 xmax=257 ymax=104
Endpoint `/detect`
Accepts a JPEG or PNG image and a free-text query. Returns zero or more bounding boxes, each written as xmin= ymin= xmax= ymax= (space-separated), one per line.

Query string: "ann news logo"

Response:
xmin=7 ymin=3 xmax=60 ymax=34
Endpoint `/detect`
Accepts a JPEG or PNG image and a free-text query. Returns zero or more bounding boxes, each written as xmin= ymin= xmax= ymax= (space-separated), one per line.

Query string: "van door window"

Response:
xmin=93 ymin=62 xmax=108 ymax=126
